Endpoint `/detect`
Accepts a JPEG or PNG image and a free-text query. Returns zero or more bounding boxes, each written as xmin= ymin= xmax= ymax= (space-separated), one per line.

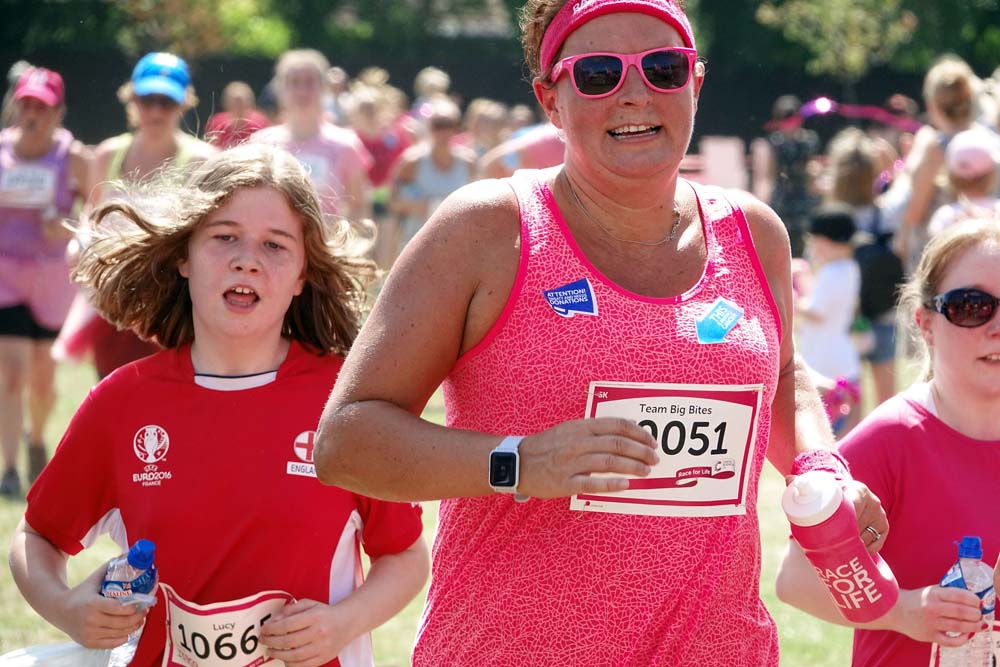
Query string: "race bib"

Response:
xmin=161 ymin=583 xmax=295 ymax=667
xmin=570 ymin=381 xmax=763 ymax=517
xmin=0 ymin=164 xmax=56 ymax=208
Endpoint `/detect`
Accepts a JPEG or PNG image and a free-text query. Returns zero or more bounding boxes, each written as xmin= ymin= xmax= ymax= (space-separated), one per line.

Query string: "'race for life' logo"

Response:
xmin=293 ymin=431 xmax=317 ymax=463
xmin=133 ymin=425 xmax=170 ymax=464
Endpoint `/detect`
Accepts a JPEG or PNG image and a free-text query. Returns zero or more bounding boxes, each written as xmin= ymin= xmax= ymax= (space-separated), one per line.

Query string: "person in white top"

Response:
xmin=796 ymin=206 xmax=862 ymax=435
xmin=927 ymin=127 xmax=1000 ymax=237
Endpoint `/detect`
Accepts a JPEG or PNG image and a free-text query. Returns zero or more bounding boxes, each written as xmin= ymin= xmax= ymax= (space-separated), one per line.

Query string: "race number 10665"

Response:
xmin=638 ymin=419 xmax=728 ymax=456
xmin=176 ymin=613 xmax=271 ymax=661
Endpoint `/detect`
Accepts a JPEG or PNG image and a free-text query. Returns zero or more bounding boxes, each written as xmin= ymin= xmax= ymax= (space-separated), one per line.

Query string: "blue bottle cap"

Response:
xmin=957 ymin=536 xmax=982 ymax=559
xmin=127 ymin=539 xmax=156 ymax=570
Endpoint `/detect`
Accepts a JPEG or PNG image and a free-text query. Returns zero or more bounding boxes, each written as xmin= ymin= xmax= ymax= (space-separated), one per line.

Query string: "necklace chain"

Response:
xmin=563 ymin=174 xmax=681 ymax=247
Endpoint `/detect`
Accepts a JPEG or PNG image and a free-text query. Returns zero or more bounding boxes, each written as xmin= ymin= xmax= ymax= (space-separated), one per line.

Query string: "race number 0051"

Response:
xmin=638 ymin=420 xmax=728 ymax=456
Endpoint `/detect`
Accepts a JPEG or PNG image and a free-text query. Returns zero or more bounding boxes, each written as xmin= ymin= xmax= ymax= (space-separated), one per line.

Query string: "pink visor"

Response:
xmin=540 ymin=0 xmax=696 ymax=76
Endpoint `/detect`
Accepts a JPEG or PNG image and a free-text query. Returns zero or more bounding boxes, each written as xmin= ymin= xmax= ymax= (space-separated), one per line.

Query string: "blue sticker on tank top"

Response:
xmin=696 ymin=297 xmax=743 ymax=344
xmin=543 ymin=278 xmax=598 ymax=318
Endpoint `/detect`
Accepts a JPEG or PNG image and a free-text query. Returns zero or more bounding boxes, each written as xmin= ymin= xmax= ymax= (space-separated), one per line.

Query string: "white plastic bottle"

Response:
xmin=100 ymin=539 xmax=157 ymax=667
xmin=937 ymin=536 xmax=995 ymax=667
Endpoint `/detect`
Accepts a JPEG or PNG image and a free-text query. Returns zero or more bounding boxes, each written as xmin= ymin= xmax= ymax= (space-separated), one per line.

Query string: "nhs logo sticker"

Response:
xmin=696 ymin=297 xmax=744 ymax=344
xmin=543 ymin=278 xmax=598 ymax=318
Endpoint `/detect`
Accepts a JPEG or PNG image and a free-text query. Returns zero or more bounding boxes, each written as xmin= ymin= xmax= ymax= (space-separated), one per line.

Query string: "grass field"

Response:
xmin=0 ymin=361 xmax=853 ymax=665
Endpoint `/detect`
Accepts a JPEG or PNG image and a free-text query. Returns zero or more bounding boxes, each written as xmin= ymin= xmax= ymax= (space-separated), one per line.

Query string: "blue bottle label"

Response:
xmin=102 ymin=565 xmax=157 ymax=600
xmin=979 ymin=585 xmax=996 ymax=615
xmin=939 ymin=562 xmax=966 ymax=590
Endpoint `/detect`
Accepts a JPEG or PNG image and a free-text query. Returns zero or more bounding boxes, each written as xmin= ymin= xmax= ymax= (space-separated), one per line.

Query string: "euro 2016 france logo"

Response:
xmin=133 ymin=425 xmax=170 ymax=464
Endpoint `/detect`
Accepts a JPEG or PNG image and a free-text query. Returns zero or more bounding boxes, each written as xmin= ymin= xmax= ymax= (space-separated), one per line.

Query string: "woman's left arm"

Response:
xmin=734 ymin=192 xmax=889 ymax=537
xmin=259 ymin=535 xmax=429 ymax=667
xmin=731 ymin=193 xmax=835 ymax=474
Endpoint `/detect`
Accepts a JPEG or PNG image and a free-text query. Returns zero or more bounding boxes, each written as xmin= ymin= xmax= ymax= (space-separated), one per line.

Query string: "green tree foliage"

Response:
xmin=756 ymin=0 xmax=917 ymax=84
xmin=117 ymin=0 xmax=291 ymax=58
xmin=218 ymin=1 xmax=292 ymax=57
xmin=0 ymin=0 xmax=129 ymax=52
xmin=893 ymin=0 xmax=1000 ymax=74
xmin=6 ymin=0 xmax=1000 ymax=79
xmin=0 ymin=0 xmax=290 ymax=59
xmin=270 ymin=0 xmax=512 ymax=49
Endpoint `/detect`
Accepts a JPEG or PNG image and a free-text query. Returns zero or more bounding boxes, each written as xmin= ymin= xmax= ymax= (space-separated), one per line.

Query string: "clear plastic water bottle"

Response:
xmin=100 ymin=539 xmax=157 ymax=667
xmin=782 ymin=470 xmax=899 ymax=622
xmin=938 ymin=536 xmax=995 ymax=667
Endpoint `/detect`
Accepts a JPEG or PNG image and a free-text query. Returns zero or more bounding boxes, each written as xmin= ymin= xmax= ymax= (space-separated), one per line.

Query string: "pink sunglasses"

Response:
xmin=550 ymin=46 xmax=698 ymax=99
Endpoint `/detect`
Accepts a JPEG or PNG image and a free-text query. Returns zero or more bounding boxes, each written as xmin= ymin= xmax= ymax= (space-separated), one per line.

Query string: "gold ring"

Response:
xmin=864 ymin=525 xmax=882 ymax=543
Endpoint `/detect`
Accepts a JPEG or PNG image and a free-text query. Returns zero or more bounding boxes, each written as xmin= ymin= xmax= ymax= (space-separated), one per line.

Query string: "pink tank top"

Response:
xmin=0 ymin=127 xmax=75 ymax=259
xmin=415 ymin=171 xmax=782 ymax=666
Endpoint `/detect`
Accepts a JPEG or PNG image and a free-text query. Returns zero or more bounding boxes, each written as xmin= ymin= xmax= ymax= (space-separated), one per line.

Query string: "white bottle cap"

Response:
xmin=781 ymin=470 xmax=843 ymax=526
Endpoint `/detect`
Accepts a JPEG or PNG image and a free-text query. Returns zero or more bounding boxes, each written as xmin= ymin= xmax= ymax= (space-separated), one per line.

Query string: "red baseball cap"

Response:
xmin=14 ymin=67 xmax=65 ymax=107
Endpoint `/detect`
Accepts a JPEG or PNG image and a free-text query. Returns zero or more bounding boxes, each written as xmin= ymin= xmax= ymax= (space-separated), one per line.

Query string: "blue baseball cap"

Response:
xmin=131 ymin=52 xmax=190 ymax=104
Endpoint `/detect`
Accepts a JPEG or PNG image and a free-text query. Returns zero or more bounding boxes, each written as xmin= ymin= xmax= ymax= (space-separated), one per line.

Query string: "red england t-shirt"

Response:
xmin=26 ymin=341 xmax=423 ymax=667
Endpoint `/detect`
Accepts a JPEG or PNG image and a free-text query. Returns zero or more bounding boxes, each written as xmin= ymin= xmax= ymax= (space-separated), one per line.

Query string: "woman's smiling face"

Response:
xmin=538 ymin=12 xmax=704 ymax=182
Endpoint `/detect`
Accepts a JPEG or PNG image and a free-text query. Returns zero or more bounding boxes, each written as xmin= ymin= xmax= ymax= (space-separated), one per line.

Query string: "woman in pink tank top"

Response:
xmin=0 ymin=66 xmax=91 ymax=498
xmin=315 ymin=2 xmax=889 ymax=665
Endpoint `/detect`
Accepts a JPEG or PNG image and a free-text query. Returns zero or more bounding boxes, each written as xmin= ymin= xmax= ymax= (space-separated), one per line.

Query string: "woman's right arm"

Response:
xmin=776 ymin=538 xmax=984 ymax=647
xmin=315 ymin=177 xmax=658 ymax=502
xmin=8 ymin=519 xmax=146 ymax=648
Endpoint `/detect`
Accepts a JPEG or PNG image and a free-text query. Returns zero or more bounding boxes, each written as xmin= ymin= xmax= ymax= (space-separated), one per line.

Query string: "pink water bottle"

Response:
xmin=782 ymin=470 xmax=899 ymax=622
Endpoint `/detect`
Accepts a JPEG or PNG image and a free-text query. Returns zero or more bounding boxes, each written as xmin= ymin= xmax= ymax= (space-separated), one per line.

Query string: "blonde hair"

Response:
xmin=413 ymin=67 xmax=451 ymax=99
xmin=75 ymin=143 xmax=375 ymax=355
xmin=923 ymin=55 xmax=977 ymax=125
xmin=826 ymin=127 xmax=879 ymax=208
xmin=897 ymin=218 xmax=1000 ymax=380
xmin=275 ymin=49 xmax=331 ymax=93
xmin=222 ymin=81 xmax=255 ymax=108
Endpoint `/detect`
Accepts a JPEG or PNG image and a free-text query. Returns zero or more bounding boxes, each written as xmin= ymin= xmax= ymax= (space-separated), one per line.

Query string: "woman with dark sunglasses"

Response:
xmin=315 ymin=1 xmax=885 ymax=665
xmin=55 ymin=52 xmax=216 ymax=380
xmin=777 ymin=218 xmax=1000 ymax=666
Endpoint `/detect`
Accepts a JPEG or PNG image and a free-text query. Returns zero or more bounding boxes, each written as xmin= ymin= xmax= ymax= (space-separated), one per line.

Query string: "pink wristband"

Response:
xmin=791 ymin=449 xmax=851 ymax=480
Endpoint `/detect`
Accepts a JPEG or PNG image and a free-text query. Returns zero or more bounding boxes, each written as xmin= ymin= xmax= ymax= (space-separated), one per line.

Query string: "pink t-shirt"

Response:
xmin=204 ymin=110 xmax=270 ymax=149
xmin=839 ymin=388 xmax=1000 ymax=667
xmin=250 ymin=123 xmax=372 ymax=216
xmin=416 ymin=171 xmax=783 ymax=666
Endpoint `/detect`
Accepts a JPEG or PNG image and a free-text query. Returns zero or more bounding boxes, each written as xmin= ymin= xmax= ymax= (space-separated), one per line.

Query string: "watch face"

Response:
xmin=489 ymin=451 xmax=517 ymax=487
